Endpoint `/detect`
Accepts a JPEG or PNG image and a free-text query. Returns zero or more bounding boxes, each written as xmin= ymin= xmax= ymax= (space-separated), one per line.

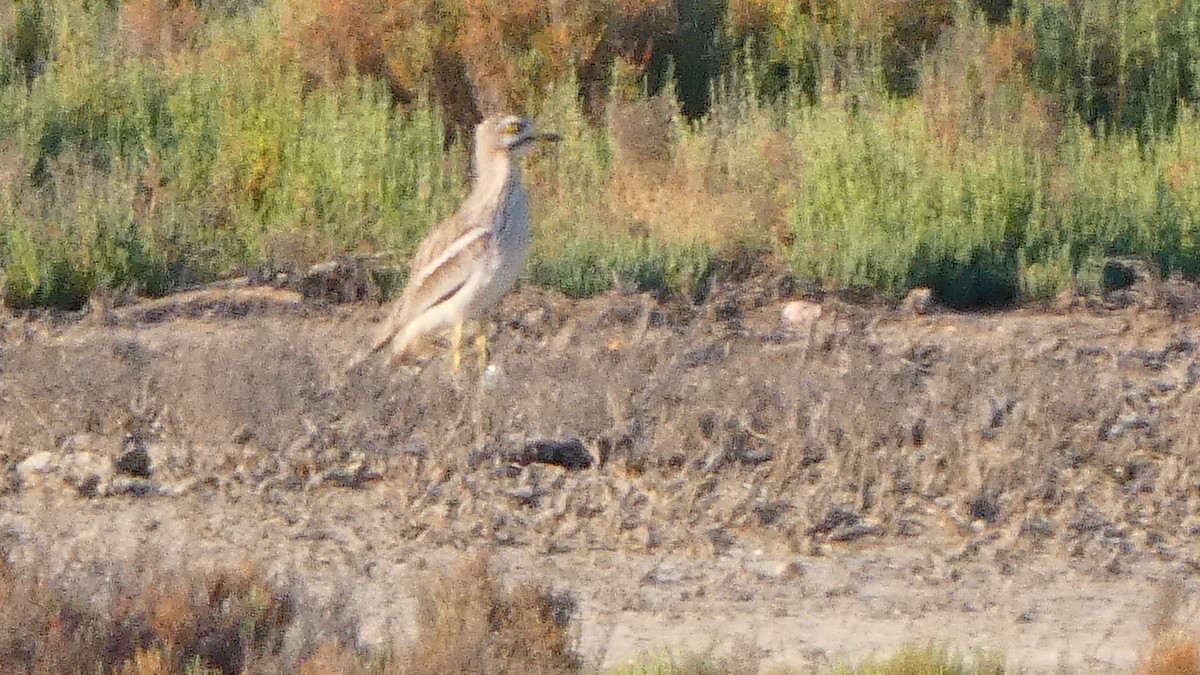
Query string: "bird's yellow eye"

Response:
xmin=504 ymin=121 xmax=522 ymax=136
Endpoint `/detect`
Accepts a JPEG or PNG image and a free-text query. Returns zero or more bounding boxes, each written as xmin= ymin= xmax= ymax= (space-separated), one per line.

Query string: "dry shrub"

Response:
xmin=290 ymin=0 xmax=673 ymax=135
xmin=0 ymin=4 xmax=14 ymax=39
xmin=610 ymin=93 xmax=677 ymax=170
xmin=0 ymin=556 xmax=157 ymax=674
xmin=457 ymin=0 xmax=675 ymax=116
xmin=1166 ymin=157 xmax=1198 ymax=194
xmin=757 ymin=0 xmax=955 ymax=98
xmin=0 ymin=558 xmax=295 ymax=675
xmin=298 ymin=639 xmax=372 ymax=675
xmin=407 ymin=553 xmax=580 ymax=675
xmin=118 ymin=649 xmax=172 ymax=675
xmin=604 ymin=94 xmax=784 ymax=250
xmin=920 ymin=16 xmax=1061 ymax=158
xmin=1137 ymin=579 xmax=1200 ymax=675
xmin=1139 ymin=640 xmax=1200 ymax=675
xmin=288 ymin=0 xmax=425 ymax=101
xmin=120 ymin=0 xmax=201 ymax=60
xmin=138 ymin=562 xmax=296 ymax=673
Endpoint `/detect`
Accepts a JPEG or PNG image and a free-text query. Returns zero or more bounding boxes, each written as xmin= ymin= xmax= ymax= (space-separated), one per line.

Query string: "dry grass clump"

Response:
xmin=0 ymin=558 xmax=295 ymax=675
xmin=833 ymin=645 xmax=1006 ymax=675
xmin=0 ymin=553 xmax=581 ymax=675
xmin=407 ymin=553 xmax=581 ymax=675
xmin=614 ymin=646 xmax=765 ymax=675
xmin=1136 ymin=580 xmax=1200 ymax=675
xmin=119 ymin=0 xmax=201 ymax=60
xmin=1138 ymin=641 xmax=1200 ymax=675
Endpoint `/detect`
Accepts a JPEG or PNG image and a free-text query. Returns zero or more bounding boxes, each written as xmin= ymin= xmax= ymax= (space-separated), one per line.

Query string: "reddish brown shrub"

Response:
xmin=120 ymin=0 xmax=201 ymax=60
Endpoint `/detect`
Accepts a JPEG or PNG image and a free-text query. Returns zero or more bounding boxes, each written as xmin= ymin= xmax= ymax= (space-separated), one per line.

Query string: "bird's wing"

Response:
xmin=370 ymin=213 xmax=495 ymax=352
xmin=408 ymin=207 xmax=483 ymax=277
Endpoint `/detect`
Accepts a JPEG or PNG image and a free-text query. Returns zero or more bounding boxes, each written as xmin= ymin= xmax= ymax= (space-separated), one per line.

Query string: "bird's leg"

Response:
xmin=475 ymin=333 xmax=489 ymax=372
xmin=451 ymin=320 xmax=464 ymax=373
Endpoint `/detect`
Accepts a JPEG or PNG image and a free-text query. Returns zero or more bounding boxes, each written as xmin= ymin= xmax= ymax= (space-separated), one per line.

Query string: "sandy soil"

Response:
xmin=2 ymin=276 xmax=1200 ymax=672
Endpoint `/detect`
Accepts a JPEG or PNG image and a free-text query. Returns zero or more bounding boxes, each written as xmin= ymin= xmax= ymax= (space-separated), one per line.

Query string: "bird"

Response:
xmin=355 ymin=114 xmax=560 ymax=372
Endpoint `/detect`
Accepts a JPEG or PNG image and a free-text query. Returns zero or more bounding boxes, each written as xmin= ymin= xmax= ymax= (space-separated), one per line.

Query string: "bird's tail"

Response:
xmin=343 ymin=320 xmax=390 ymax=374
xmin=343 ymin=309 xmax=418 ymax=375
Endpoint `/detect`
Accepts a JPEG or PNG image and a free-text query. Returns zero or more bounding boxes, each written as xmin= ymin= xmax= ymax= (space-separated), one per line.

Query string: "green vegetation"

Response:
xmin=833 ymin=646 xmax=1007 ymax=675
xmin=0 ymin=0 xmax=1198 ymax=309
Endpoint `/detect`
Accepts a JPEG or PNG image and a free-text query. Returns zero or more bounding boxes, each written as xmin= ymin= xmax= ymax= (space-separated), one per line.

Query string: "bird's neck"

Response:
xmin=468 ymin=152 xmax=520 ymax=213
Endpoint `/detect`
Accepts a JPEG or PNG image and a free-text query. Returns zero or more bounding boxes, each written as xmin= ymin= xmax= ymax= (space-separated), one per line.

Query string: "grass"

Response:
xmin=6 ymin=551 xmax=1191 ymax=675
xmin=0 ymin=0 xmax=1198 ymax=310
xmin=0 ymin=553 xmax=579 ymax=675
xmin=833 ymin=647 xmax=1006 ymax=675
xmin=0 ymin=557 xmax=298 ymax=674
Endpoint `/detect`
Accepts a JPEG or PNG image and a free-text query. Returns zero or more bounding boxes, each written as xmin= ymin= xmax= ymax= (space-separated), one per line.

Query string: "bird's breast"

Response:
xmin=496 ymin=178 xmax=532 ymax=261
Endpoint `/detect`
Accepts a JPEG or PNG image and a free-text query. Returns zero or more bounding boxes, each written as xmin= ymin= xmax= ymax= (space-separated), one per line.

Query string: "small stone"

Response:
xmin=111 ymin=478 xmax=157 ymax=497
xmin=62 ymin=452 xmax=114 ymax=497
xmin=115 ymin=434 xmax=152 ymax=478
xmin=746 ymin=559 xmax=806 ymax=580
xmin=781 ymin=300 xmax=822 ymax=331
xmin=17 ymin=451 xmax=56 ymax=488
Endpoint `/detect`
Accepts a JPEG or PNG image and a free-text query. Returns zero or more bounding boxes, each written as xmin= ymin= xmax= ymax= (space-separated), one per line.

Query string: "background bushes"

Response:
xmin=0 ymin=0 xmax=1197 ymax=309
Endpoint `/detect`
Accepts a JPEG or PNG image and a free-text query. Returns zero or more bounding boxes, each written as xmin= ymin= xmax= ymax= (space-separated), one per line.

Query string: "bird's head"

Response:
xmin=476 ymin=115 xmax=561 ymax=161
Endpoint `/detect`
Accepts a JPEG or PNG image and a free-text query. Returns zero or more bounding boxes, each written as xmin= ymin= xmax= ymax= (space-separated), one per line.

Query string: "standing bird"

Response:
xmin=358 ymin=114 xmax=560 ymax=372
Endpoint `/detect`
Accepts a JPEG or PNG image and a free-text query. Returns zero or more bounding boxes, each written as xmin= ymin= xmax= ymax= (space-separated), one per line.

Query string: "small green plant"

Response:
xmin=834 ymin=645 xmax=1007 ymax=675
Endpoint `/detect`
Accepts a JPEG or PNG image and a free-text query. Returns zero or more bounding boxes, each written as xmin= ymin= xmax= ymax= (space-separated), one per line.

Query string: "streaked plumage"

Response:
xmin=358 ymin=114 xmax=559 ymax=370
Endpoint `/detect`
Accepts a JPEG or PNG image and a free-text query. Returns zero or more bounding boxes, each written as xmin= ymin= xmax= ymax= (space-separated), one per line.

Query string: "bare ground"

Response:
xmin=3 ymin=276 xmax=1200 ymax=672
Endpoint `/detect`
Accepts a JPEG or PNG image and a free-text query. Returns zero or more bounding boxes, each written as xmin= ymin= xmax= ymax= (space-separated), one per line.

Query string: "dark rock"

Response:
xmin=969 ymin=490 xmax=1000 ymax=523
xmin=115 ymin=434 xmax=152 ymax=478
xmin=510 ymin=439 xmax=594 ymax=471
xmin=911 ymin=419 xmax=927 ymax=446
xmin=810 ymin=505 xmax=860 ymax=535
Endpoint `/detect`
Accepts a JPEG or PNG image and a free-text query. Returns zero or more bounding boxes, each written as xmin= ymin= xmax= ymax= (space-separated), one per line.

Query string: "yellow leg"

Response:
xmin=451 ymin=320 xmax=464 ymax=373
xmin=475 ymin=333 xmax=489 ymax=371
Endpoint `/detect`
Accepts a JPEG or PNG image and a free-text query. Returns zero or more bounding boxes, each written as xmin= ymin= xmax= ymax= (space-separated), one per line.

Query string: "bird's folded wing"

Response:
xmin=400 ymin=225 xmax=494 ymax=319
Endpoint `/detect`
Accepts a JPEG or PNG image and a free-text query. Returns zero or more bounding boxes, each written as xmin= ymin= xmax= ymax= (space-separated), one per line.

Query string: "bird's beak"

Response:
xmin=534 ymin=132 xmax=562 ymax=143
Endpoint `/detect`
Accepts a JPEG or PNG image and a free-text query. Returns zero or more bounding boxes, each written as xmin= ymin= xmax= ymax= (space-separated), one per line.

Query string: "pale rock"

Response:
xmin=781 ymin=300 xmax=822 ymax=331
xmin=16 ymin=451 xmax=56 ymax=488
xmin=62 ymin=451 xmax=115 ymax=497
xmin=745 ymin=559 xmax=806 ymax=580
